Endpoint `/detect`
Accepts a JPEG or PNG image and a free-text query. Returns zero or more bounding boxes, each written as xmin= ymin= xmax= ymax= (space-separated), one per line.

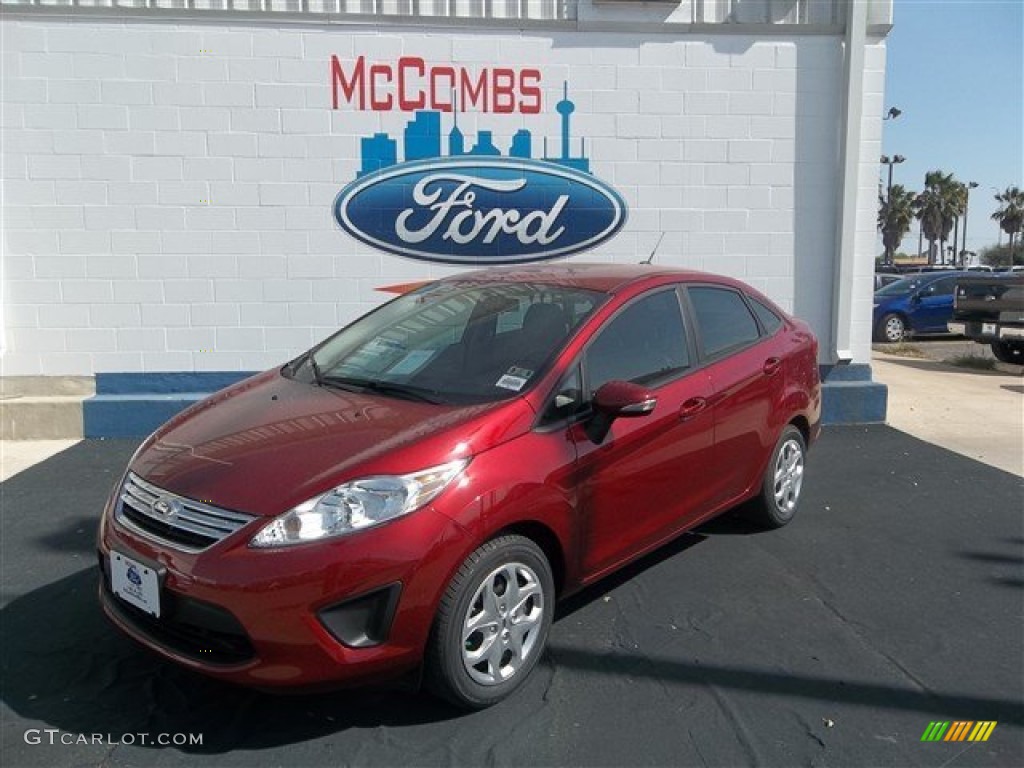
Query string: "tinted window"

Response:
xmin=689 ymin=286 xmax=761 ymax=357
xmin=585 ymin=290 xmax=689 ymax=395
xmin=298 ymin=282 xmax=605 ymax=404
xmin=540 ymin=364 xmax=585 ymax=425
xmin=922 ymin=277 xmax=956 ymax=296
xmin=749 ymin=297 xmax=783 ymax=335
xmin=876 ymin=276 xmax=927 ymax=296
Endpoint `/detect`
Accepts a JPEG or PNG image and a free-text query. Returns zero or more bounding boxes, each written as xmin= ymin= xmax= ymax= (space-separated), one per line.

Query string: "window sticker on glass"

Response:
xmin=388 ymin=349 xmax=436 ymax=376
xmin=506 ymin=366 xmax=534 ymax=380
xmin=495 ymin=374 xmax=528 ymax=391
xmin=367 ymin=337 xmax=406 ymax=353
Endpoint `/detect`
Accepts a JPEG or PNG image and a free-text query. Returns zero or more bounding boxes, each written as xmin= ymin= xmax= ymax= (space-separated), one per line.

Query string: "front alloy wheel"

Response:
xmin=426 ymin=535 xmax=553 ymax=708
xmin=461 ymin=562 xmax=544 ymax=686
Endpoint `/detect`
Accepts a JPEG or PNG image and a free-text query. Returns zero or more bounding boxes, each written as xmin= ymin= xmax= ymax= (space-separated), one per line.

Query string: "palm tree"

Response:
xmin=992 ymin=186 xmax=1024 ymax=266
xmin=914 ymin=171 xmax=963 ymax=264
xmin=878 ymin=184 xmax=916 ymax=264
xmin=947 ymin=182 xmax=968 ymax=265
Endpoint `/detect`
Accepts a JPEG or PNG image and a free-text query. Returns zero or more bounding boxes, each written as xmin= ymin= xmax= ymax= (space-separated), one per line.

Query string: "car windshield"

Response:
xmin=875 ymin=276 xmax=928 ymax=297
xmin=286 ymin=281 xmax=606 ymax=405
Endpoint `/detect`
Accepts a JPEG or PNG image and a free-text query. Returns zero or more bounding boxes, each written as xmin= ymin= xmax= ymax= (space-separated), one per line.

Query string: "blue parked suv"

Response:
xmin=873 ymin=271 xmax=973 ymax=343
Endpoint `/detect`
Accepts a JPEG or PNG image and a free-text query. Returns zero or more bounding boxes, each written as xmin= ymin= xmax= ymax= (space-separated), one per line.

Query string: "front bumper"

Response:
xmin=97 ymin=486 xmax=472 ymax=689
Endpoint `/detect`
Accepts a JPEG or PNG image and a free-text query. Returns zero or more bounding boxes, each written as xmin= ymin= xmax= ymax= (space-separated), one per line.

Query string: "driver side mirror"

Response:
xmin=586 ymin=380 xmax=657 ymax=444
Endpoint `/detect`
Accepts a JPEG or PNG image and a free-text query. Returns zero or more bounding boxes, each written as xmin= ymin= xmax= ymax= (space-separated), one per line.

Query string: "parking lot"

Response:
xmin=1 ymin=426 xmax=1021 ymax=767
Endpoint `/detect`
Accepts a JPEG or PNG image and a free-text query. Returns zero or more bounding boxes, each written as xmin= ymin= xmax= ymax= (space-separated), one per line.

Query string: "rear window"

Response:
xmin=749 ymin=297 xmax=783 ymax=335
xmin=689 ymin=286 xmax=761 ymax=357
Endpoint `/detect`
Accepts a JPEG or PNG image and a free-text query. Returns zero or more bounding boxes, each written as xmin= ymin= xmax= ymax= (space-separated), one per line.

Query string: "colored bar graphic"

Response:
xmin=921 ymin=721 xmax=996 ymax=742
xmin=945 ymin=721 xmax=972 ymax=741
xmin=921 ymin=722 xmax=949 ymax=741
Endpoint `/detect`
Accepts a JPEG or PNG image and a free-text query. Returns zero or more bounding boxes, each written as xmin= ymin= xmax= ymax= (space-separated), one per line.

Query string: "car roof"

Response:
xmin=899 ymin=270 xmax=972 ymax=281
xmin=438 ymin=263 xmax=719 ymax=294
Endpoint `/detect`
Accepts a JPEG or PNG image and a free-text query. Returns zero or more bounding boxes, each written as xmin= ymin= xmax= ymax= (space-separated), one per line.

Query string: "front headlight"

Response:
xmin=250 ymin=458 xmax=469 ymax=548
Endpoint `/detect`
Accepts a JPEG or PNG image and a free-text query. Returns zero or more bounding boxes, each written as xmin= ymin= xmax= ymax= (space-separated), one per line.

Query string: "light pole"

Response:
xmin=961 ymin=181 xmax=978 ymax=266
xmin=880 ymin=154 xmax=906 ymax=264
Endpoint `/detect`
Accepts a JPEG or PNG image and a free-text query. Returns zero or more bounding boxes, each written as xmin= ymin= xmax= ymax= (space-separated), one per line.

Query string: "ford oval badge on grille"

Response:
xmin=153 ymin=497 xmax=180 ymax=519
xmin=334 ymin=157 xmax=626 ymax=265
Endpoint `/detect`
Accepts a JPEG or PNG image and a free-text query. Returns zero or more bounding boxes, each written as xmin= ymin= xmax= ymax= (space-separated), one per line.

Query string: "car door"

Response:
xmin=686 ymin=285 xmax=783 ymax=508
xmin=559 ymin=287 xmax=717 ymax=580
xmin=911 ymin=276 xmax=957 ymax=332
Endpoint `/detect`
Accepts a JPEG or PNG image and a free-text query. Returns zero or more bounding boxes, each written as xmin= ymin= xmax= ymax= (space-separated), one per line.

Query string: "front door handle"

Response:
xmin=679 ymin=397 xmax=707 ymax=421
xmin=763 ymin=357 xmax=782 ymax=377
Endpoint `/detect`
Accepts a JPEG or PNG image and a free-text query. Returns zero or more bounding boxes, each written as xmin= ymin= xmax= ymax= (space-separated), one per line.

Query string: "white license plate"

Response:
xmin=983 ymin=322 xmax=997 ymax=335
xmin=110 ymin=552 xmax=161 ymax=617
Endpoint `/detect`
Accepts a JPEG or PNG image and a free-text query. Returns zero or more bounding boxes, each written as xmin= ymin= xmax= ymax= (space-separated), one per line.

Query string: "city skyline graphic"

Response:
xmin=357 ymin=82 xmax=591 ymax=178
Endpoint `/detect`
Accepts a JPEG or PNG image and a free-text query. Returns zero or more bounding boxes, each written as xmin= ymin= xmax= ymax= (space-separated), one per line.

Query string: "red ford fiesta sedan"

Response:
xmin=98 ymin=264 xmax=821 ymax=708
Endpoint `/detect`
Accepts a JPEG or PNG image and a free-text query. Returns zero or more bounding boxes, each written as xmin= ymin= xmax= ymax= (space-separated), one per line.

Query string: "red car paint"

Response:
xmin=98 ymin=264 xmax=821 ymax=689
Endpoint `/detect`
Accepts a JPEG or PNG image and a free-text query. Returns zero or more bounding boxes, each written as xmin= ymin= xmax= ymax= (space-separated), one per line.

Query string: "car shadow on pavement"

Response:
xmin=957 ymin=542 xmax=1024 ymax=590
xmin=0 ymin=521 xmax=770 ymax=755
xmin=0 ymin=568 xmax=464 ymax=754
xmin=31 ymin=515 xmax=103 ymax=555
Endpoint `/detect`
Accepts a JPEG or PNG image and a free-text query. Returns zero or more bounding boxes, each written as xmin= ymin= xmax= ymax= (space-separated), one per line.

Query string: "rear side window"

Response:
xmin=585 ymin=289 xmax=690 ymax=395
xmin=689 ymin=286 xmax=761 ymax=357
xmin=749 ymin=297 xmax=783 ymax=335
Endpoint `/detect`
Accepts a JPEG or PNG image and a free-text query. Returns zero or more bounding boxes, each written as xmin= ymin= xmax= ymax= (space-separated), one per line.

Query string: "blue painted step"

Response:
xmin=83 ymin=372 xmax=257 ymax=438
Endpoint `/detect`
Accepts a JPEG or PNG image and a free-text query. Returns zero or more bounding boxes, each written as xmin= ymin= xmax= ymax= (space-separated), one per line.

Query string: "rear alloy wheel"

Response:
xmin=426 ymin=535 xmax=553 ymax=709
xmin=878 ymin=313 xmax=907 ymax=343
xmin=991 ymin=340 xmax=1024 ymax=365
xmin=750 ymin=425 xmax=806 ymax=529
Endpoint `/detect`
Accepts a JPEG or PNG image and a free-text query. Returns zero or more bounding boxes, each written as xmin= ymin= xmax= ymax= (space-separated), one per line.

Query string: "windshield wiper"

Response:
xmin=320 ymin=376 xmax=443 ymax=404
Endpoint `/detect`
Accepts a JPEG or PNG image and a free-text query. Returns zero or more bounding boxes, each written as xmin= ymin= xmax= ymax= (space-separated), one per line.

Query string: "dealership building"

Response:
xmin=1 ymin=0 xmax=890 ymax=437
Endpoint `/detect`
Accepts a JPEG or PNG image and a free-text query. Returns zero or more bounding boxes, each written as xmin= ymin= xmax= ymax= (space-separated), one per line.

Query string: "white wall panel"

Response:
xmin=1 ymin=17 xmax=880 ymax=376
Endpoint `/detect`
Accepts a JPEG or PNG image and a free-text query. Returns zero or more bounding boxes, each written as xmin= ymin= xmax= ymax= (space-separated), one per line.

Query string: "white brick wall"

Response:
xmin=0 ymin=17 xmax=881 ymax=376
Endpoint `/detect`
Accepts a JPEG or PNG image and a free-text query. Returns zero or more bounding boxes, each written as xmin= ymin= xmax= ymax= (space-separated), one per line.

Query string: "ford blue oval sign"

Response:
xmin=334 ymin=157 xmax=626 ymax=265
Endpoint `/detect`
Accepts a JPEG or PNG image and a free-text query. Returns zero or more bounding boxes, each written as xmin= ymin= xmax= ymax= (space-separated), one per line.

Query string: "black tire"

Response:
xmin=425 ymin=535 xmax=554 ymax=709
xmin=749 ymin=425 xmax=807 ymax=529
xmin=991 ymin=340 xmax=1024 ymax=365
xmin=876 ymin=313 xmax=907 ymax=343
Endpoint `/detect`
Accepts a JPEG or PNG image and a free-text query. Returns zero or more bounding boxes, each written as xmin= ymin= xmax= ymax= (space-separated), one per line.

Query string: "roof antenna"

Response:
xmin=641 ymin=232 xmax=665 ymax=265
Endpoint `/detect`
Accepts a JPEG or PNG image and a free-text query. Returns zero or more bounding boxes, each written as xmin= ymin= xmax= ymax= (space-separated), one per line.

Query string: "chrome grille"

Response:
xmin=115 ymin=473 xmax=255 ymax=552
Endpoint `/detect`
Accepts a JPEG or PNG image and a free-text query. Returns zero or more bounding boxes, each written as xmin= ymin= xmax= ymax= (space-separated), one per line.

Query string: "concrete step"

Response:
xmin=84 ymin=393 xmax=206 ymax=438
xmin=0 ymin=377 xmax=95 ymax=440
xmin=83 ymin=371 xmax=255 ymax=437
xmin=1 ymin=395 xmax=87 ymax=440
xmin=0 ymin=376 xmax=94 ymax=398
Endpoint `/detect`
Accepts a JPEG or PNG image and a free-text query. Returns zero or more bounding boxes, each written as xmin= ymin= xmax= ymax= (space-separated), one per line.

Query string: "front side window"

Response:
xmin=922 ymin=277 xmax=956 ymax=296
xmin=876 ymin=276 xmax=926 ymax=296
xmin=584 ymin=289 xmax=690 ymax=396
xmin=288 ymin=282 xmax=605 ymax=404
xmin=688 ymin=286 xmax=761 ymax=358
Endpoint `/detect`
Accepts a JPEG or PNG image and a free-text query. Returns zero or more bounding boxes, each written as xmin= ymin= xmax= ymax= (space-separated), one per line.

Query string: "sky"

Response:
xmin=882 ymin=0 xmax=1023 ymax=257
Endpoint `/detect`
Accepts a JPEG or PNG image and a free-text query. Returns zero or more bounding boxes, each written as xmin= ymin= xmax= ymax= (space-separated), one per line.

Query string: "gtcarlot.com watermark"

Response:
xmin=24 ymin=729 xmax=203 ymax=747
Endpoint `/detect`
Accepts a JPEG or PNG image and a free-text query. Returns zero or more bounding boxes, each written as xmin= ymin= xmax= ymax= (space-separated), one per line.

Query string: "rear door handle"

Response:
xmin=679 ymin=397 xmax=707 ymax=421
xmin=763 ymin=357 xmax=782 ymax=377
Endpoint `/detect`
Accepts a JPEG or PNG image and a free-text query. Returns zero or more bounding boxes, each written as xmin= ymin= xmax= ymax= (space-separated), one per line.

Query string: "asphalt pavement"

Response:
xmin=1 ymin=428 xmax=1022 ymax=767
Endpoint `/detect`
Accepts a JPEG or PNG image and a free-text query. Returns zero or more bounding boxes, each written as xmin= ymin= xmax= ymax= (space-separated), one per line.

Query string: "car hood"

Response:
xmin=130 ymin=370 xmax=535 ymax=516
